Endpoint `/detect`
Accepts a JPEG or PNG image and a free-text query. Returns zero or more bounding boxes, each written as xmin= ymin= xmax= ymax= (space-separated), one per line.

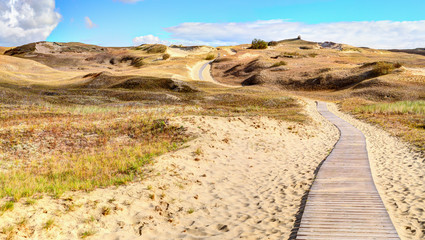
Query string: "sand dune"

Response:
xmin=0 ymin=100 xmax=339 ymax=239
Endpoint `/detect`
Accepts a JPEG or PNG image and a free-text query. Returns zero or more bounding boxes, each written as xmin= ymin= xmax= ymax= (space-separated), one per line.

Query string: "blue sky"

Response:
xmin=1 ymin=0 xmax=425 ymax=48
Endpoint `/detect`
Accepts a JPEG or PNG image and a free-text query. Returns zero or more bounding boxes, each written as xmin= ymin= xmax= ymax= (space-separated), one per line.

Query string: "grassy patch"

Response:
xmin=197 ymin=93 xmax=306 ymax=123
xmin=271 ymin=61 xmax=287 ymax=67
xmin=43 ymin=219 xmax=55 ymax=230
xmin=0 ymin=201 xmax=14 ymax=212
xmin=205 ymin=54 xmax=215 ymax=60
xmin=354 ymin=100 xmax=425 ymax=115
xmin=341 ymin=99 xmax=425 ymax=151
xmin=80 ymin=230 xmax=96 ymax=239
xmin=0 ymin=106 xmax=189 ymax=199
xmin=370 ymin=62 xmax=402 ymax=76
xmin=136 ymin=44 xmax=167 ymax=54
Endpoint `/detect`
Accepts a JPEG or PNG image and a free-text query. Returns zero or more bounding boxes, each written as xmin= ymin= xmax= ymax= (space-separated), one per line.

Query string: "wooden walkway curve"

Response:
xmin=295 ymin=102 xmax=399 ymax=240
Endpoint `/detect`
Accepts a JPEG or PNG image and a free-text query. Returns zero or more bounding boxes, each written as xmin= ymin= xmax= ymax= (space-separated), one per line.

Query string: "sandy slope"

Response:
xmin=0 ymin=100 xmax=339 ymax=240
xmin=328 ymin=103 xmax=425 ymax=240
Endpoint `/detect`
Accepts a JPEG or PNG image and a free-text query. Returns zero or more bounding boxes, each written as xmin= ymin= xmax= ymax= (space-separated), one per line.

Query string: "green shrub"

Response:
xmin=162 ymin=53 xmax=170 ymax=60
xmin=251 ymin=39 xmax=268 ymax=49
xmin=271 ymin=61 xmax=287 ymax=67
xmin=205 ymin=54 xmax=215 ymax=60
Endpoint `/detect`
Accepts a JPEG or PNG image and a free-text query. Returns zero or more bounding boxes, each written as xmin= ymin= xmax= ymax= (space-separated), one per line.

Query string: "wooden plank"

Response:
xmin=294 ymin=102 xmax=399 ymax=240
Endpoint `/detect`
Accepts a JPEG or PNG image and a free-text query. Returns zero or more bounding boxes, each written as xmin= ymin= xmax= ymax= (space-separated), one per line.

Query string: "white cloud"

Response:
xmin=85 ymin=16 xmax=97 ymax=29
xmin=0 ymin=0 xmax=61 ymax=46
xmin=132 ymin=35 xmax=169 ymax=45
xmin=165 ymin=20 xmax=425 ymax=49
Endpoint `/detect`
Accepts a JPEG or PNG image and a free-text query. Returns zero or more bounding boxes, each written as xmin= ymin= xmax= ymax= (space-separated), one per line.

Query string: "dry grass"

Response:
xmin=341 ymin=99 xmax=425 ymax=151
xmin=0 ymin=105 xmax=189 ymax=199
xmin=205 ymin=54 xmax=215 ymax=60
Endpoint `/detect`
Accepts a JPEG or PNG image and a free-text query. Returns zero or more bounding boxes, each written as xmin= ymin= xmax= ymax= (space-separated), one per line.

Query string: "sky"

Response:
xmin=1 ymin=0 xmax=425 ymax=48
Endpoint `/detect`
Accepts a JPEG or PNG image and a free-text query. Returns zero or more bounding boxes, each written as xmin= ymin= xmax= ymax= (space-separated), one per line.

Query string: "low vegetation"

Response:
xmin=162 ymin=53 xmax=170 ymax=60
xmin=0 ymin=105 xmax=189 ymax=199
xmin=205 ymin=54 xmax=215 ymax=60
xmin=135 ymin=44 xmax=167 ymax=54
xmin=272 ymin=61 xmax=287 ymax=67
xmin=370 ymin=61 xmax=402 ymax=76
xmin=341 ymin=99 xmax=425 ymax=151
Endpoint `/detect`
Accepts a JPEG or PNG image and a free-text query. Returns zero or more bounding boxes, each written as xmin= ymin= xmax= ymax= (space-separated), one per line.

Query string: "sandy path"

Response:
xmin=327 ymin=103 xmax=425 ymax=240
xmin=190 ymin=60 xmax=238 ymax=88
xmin=0 ymin=100 xmax=339 ymax=240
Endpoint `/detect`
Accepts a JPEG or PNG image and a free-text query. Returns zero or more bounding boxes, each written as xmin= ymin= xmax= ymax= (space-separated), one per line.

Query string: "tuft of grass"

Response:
xmin=84 ymin=215 xmax=96 ymax=224
xmin=0 ymin=201 xmax=14 ymax=212
xmin=24 ymin=199 xmax=36 ymax=206
xmin=2 ymin=225 xmax=15 ymax=240
xmin=271 ymin=61 xmax=287 ymax=67
xmin=43 ymin=219 xmax=55 ymax=230
xmin=101 ymin=206 xmax=111 ymax=216
xmin=149 ymin=194 xmax=155 ymax=200
xmin=16 ymin=217 xmax=28 ymax=228
xmin=187 ymin=208 xmax=195 ymax=214
xmin=193 ymin=147 xmax=203 ymax=156
xmin=80 ymin=230 xmax=96 ymax=239
xmin=205 ymin=54 xmax=215 ymax=60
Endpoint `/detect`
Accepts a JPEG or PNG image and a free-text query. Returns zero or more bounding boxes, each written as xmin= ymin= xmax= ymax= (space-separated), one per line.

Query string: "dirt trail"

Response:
xmin=190 ymin=60 xmax=239 ymax=88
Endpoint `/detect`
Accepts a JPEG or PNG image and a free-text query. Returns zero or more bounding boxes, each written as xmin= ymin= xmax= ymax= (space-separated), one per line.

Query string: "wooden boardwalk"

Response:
xmin=295 ymin=102 xmax=399 ymax=240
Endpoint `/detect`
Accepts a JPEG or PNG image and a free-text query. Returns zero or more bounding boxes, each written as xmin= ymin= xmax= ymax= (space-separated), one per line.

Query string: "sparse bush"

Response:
xmin=268 ymin=41 xmax=278 ymax=46
xmin=205 ymin=54 xmax=215 ymax=60
xmin=271 ymin=61 xmax=287 ymax=67
xmin=162 ymin=53 xmax=170 ymax=60
xmin=251 ymin=39 xmax=268 ymax=49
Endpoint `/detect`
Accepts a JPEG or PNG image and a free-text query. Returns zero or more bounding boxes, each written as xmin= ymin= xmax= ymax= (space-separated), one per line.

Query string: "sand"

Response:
xmin=327 ymin=103 xmax=425 ymax=240
xmin=0 ymin=100 xmax=339 ymax=239
xmin=190 ymin=60 xmax=238 ymax=87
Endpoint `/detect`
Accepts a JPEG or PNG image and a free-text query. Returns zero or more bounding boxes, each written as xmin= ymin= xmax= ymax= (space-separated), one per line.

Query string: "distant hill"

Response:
xmin=388 ymin=48 xmax=425 ymax=57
